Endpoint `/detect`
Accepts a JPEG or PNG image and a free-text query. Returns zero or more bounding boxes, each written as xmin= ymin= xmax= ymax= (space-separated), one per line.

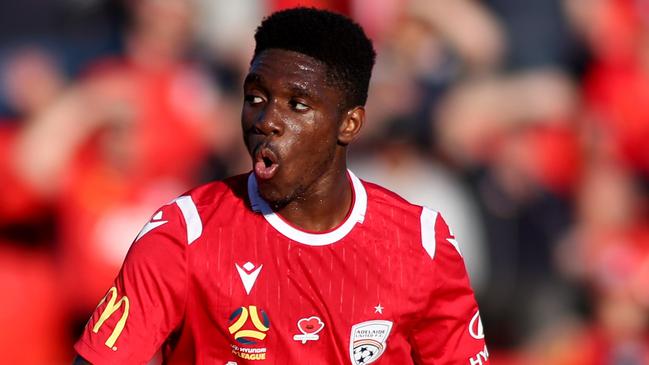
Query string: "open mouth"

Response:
xmin=254 ymin=147 xmax=279 ymax=180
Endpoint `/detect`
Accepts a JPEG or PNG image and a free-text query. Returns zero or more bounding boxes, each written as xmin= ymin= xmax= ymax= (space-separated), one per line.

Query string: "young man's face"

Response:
xmin=242 ymin=49 xmax=346 ymax=206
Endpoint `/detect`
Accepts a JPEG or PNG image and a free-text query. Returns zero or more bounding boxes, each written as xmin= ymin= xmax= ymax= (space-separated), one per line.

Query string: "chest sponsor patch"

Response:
xmin=349 ymin=320 xmax=393 ymax=365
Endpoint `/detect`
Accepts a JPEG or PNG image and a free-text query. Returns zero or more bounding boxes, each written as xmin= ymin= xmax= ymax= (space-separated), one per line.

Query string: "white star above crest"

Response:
xmin=374 ymin=303 xmax=384 ymax=314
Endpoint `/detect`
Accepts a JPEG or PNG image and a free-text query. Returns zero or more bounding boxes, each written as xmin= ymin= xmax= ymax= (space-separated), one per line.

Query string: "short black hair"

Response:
xmin=253 ymin=7 xmax=376 ymax=109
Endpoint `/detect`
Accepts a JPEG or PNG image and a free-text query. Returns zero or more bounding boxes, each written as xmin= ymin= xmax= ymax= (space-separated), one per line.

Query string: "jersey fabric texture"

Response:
xmin=75 ymin=171 xmax=489 ymax=365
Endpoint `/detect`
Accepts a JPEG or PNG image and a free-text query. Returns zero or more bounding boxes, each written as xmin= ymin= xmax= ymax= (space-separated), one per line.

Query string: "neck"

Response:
xmin=274 ymin=163 xmax=353 ymax=232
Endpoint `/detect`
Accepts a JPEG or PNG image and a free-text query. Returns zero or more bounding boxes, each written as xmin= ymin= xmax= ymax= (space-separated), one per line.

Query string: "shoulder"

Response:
xmin=361 ymin=178 xmax=459 ymax=261
xmin=135 ymin=174 xmax=250 ymax=247
xmin=362 ymin=180 xmax=424 ymax=227
xmin=184 ymin=173 xmax=250 ymax=212
xmin=362 ymin=179 xmax=421 ymax=215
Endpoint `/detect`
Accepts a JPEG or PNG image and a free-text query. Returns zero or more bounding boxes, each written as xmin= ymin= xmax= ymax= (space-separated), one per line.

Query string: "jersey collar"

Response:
xmin=247 ymin=170 xmax=367 ymax=246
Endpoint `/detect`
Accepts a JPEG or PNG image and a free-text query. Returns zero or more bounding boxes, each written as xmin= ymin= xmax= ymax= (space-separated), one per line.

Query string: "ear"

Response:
xmin=338 ymin=106 xmax=365 ymax=145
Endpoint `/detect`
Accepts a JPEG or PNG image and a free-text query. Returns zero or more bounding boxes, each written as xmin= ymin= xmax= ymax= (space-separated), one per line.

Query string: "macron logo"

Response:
xmin=236 ymin=262 xmax=263 ymax=295
xmin=135 ymin=211 xmax=168 ymax=242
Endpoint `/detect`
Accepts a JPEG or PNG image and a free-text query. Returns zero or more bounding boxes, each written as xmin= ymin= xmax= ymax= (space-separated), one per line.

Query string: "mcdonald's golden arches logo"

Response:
xmin=92 ymin=287 xmax=130 ymax=350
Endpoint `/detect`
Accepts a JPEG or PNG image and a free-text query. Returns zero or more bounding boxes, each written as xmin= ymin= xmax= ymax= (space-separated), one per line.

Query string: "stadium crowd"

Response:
xmin=0 ymin=0 xmax=647 ymax=364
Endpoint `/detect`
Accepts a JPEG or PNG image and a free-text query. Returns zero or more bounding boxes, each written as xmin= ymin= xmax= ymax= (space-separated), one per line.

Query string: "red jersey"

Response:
xmin=75 ymin=171 xmax=489 ymax=365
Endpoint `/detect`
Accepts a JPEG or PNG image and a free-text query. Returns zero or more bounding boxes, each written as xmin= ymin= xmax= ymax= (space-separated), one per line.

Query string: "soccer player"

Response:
xmin=73 ymin=7 xmax=489 ymax=365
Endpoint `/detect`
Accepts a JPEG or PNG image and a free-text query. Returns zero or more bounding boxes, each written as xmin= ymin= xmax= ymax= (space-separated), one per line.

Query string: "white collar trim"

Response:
xmin=247 ymin=170 xmax=367 ymax=246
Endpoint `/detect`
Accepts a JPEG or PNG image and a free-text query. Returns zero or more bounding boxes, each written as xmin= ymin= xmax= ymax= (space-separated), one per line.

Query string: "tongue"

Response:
xmin=255 ymin=160 xmax=278 ymax=180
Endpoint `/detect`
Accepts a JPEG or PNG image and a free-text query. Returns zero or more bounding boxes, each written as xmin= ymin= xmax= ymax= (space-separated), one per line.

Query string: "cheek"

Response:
xmin=241 ymin=107 xmax=255 ymax=128
xmin=292 ymin=131 xmax=337 ymax=171
xmin=301 ymin=111 xmax=338 ymax=140
xmin=290 ymin=123 xmax=332 ymax=156
xmin=280 ymin=111 xmax=339 ymax=160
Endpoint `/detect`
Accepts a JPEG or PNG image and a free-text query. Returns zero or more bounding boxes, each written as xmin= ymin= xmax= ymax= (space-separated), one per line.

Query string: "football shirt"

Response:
xmin=75 ymin=171 xmax=489 ymax=364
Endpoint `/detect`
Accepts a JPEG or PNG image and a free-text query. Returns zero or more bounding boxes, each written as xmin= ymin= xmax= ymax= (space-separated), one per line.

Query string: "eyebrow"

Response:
xmin=244 ymin=73 xmax=318 ymax=100
xmin=286 ymin=83 xmax=315 ymax=100
xmin=243 ymin=73 xmax=262 ymax=86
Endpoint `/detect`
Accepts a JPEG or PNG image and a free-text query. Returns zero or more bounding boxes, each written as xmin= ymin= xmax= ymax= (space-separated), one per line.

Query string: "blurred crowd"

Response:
xmin=0 ymin=0 xmax=648 ymax=364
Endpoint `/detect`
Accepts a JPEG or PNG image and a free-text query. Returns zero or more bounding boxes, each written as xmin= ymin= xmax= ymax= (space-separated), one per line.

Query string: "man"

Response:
xmin=73 ymin=7 xmax=489 ymax=365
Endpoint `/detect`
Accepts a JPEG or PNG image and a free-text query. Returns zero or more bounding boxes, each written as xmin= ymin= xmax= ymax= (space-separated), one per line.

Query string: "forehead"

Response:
xmin=246 ymin=49 xmax=333 ymax=92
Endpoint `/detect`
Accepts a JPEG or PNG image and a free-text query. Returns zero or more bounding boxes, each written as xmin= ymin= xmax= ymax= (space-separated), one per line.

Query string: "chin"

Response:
xmin=257 ymin=181 xmax=287 ymax=205
xmin=257 ymin=179 xmax=304 ymax=210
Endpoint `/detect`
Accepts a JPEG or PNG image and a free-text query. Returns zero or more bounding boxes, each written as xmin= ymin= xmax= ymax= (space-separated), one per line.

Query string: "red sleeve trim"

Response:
xmin=74 ymin=338 xmax=119 ymax=365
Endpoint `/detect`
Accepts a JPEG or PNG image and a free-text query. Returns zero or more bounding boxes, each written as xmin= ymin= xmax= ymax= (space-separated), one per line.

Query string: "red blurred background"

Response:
xmin=1 ymin=0 xmax=648 ymax=364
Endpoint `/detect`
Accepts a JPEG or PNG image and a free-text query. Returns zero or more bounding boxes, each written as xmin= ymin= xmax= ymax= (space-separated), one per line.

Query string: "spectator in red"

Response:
xmin=12 ymin=0 xmax=232 ymax=327
xmin=570 ymin=0 xmax=649 ymax=176
xmin=0 ymin=47 xmax=69 ymax=365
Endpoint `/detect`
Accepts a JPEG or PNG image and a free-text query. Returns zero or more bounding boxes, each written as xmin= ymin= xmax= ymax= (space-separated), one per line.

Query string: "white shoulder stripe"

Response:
xmin=420 ymin=207 xmax=438 ymax=260
xmin=174 ymin=196 xmax=202 ymax=245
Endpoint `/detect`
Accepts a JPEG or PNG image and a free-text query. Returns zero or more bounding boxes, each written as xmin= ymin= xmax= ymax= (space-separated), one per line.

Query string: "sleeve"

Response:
xmin=410 ymin=208 xmax=489 ymax=365
xmin=74 ymin=199 xmax=192 ymax=365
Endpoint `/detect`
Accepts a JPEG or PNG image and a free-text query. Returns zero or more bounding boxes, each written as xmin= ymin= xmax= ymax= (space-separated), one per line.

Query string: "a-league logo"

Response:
xmin=228 ymin=305 xmax=271 ymax=344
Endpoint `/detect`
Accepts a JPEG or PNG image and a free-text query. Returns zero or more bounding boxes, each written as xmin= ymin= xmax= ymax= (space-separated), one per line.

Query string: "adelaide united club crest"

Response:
xmin=349 ymin=320 xmax=393 ymax=365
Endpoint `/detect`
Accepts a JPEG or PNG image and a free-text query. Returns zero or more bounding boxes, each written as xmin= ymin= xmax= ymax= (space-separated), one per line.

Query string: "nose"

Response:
xmin=254 ymin=102 xmax=283 ymax=136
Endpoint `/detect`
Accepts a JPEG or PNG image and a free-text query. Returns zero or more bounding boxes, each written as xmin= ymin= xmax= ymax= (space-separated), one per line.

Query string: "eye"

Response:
xmin=290 ymin=100 xmax=310 ymax=111
xmin=245 ymin=95 xmax=264 ymax=105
